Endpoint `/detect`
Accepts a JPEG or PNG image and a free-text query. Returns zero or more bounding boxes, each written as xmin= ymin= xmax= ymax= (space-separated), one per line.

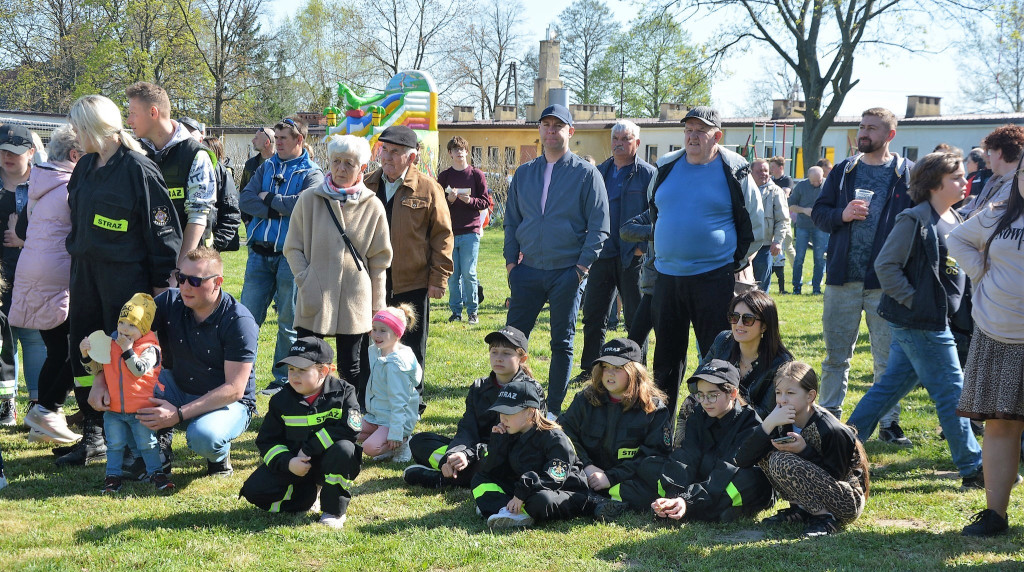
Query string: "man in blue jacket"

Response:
xmin=575 ymin=120 xmax=654 ymax=382
xmin=811 ymin=107 xmax=913 ymax=445
xmin=503 ymin=104 xmax=609 ymax=414
xmin=240 ymin=116 xmax=324 ymax=395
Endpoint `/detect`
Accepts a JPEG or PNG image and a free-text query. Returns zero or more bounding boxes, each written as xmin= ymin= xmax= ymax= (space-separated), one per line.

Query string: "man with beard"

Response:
xmin=811 ymin=107 xmax=914 ymax=445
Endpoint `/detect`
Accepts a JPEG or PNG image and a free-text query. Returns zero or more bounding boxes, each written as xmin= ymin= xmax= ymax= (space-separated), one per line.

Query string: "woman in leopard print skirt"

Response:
xmin=736 ymin=362 xmax=870 ymax=537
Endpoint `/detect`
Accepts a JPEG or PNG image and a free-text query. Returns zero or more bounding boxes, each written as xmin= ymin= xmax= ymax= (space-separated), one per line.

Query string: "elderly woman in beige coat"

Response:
xmin=285 ymin=134 xmax=392 ymax=395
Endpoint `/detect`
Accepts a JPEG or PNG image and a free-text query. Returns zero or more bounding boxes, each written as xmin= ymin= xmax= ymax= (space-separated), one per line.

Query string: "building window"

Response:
xmin=646 ymin=145 xmax=659 ymax=164
xmin=471 ymin=146 xmax=482 ymax=166
xmin=669 ymin=145 xmax=680 ymax=152
xmin=903 ymin=146 xmax=919 ymax=161
xmin=504 ymin=146 xmax=516 ymax=167
xmin=488 ymin=146 xmax=500 ymax=167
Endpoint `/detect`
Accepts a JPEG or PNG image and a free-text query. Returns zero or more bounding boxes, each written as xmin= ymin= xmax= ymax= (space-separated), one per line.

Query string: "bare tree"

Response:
xmin=960 ymin=1 xmax=1024 ymax=112
xmin=737 ymin=56 xmax=803 ymax=117
xmin=360 ymin=0 xmax=459 ymax=86
xmin=454 ymin=0 xmax=526 ymax=119
xmin=557 ymin=0 xmax=619 ymax=104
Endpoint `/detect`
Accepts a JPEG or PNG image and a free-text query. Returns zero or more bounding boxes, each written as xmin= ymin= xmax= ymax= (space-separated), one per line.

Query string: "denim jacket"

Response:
xmin=597 ymin=156 xmax=655 ymax=268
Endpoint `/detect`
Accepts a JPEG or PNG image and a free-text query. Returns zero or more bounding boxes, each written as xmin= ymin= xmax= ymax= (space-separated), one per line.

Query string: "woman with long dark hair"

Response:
xmin=948 ymin=154 xmax=1024 ymax=536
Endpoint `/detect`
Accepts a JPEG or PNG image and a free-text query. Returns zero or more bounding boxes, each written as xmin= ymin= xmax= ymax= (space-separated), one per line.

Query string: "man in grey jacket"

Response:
xmin=503 ymin=104 xmax=609 ymax=414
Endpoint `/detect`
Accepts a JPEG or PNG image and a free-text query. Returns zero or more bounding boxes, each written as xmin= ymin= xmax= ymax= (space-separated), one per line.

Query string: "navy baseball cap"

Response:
xmin=485 ymin=326 xmax=528 ymax=352
xmin=539 ymin=104 xmax=573 ymax=127
xmin=688 ymin=359 xmax=740 ymax=389
xmin=593 ymin=338 xmax=642 ymax=367
xmin=276 ymin=336 xmax=334 ymax=369
xmin=489 ymin=380 xmax=544 ymax=414
xmin=684 ymin=106 xmax=721 ymax=129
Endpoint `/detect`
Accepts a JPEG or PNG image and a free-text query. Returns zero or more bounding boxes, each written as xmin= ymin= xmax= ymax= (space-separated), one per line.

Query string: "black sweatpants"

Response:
xmin=240 ymin=440 xmax=361 ymax=516
xmin=470 ymin=473 xmax=589 ymax=521
xmin=580 ymin=256 xmax=644 ymax=371
xmin=37 ymin=320 xmax=74 ymax=412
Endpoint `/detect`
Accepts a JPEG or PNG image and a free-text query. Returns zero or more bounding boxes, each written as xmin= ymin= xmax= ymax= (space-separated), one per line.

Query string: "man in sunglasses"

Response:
xmin=240 ymin=116 xmax=323 ymax=395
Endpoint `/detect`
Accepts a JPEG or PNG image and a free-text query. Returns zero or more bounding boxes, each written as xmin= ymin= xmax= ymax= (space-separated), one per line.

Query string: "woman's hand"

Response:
xmin=762 ymin=404 xmax=796 ymax=433
xmin=651 ymin=497 xmax=686 ymax=520
xmin=507 ymin=496 xmax=524 ymax=514
xmin=772 ymin=432 xmax=807 ymax=454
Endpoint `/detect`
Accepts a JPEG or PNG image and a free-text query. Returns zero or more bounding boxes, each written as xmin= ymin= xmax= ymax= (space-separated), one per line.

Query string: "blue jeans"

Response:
xmin=155 ymin=370 xmax=251 ymax=462
xmin=506 ymin=264 xmax=584 ymax=414
xmin=448 ymin=232 xmax=481 ymax=316
xmin=11 ymin=326 xmax=45 ymax=400
xmin=240 ymin=250 xmax=296 ymax=383
xmin=793 ymin=227 xmax=828 ymax=292
xmin=847 ymin=324 xmax=981 ymax=476
xmin=104 ymin=411 xmax=162 ymax=477
xmin=752 ymin=245 xmax=774 ymax=291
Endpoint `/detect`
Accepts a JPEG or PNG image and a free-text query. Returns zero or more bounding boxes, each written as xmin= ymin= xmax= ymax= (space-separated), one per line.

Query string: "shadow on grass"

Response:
xmin=73 ymin=507 xmax=310 ymax=545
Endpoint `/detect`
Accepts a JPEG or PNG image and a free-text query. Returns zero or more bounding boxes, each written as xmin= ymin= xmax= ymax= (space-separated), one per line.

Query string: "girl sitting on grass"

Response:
xmin=471 ymin=379 xmax=590 ymax=529
xmin=649 ymin=359 xmax=774 ymax=523
xmin=358 ymin=304 xmax=422 ymax=463
xmin=559 ymin=338 xmax=671 ymax=519
xmin=736 ymin=361 xmax=870 ymax=537
xmin=403 ymin=326 xmax=545 ymax=489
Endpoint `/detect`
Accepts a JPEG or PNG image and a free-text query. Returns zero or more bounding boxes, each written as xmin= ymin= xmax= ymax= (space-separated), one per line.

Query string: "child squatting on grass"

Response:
xmin=83 ymin=293 xmax=174 ymax=493
xmin=359 ymin=304 xmax=422 ymax=463
xmin=403 ymin=326 xmax=546 ymax=489
xmin=240 ymin=337 xmax=363 ymax=529
xmin=647 ymin=359 xmax=774 ymax=523
xmin=470 ymin=379 xmax=591 ymax=529
xmin=559 ymin=338 xmax=672 ymax=519
xmin=735 ymin=361 xmax=870 ymax=537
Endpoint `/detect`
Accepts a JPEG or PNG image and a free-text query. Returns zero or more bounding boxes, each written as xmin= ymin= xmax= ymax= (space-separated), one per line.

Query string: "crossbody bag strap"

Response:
xmin=321 ymin=196 xmax=366 ymax=272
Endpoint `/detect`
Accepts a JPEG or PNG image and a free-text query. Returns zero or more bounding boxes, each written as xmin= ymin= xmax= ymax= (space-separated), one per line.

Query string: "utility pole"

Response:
xmin=618 ymin=53 xmax=625 ymax=118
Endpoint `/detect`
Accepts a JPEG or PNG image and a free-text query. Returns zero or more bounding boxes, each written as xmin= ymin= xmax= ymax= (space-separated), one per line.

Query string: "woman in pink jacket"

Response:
xmin=14 ymin=125 xmax=84 ymax=444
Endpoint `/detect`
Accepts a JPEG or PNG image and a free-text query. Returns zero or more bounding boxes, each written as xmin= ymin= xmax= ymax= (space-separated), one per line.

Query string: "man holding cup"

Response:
xmin=811 ymin=107 xmax=914 ymax=445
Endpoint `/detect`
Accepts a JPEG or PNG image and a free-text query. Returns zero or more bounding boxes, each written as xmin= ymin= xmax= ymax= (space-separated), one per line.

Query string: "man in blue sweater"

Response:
xmin=503 ymin=104 xmax=609 ymax=414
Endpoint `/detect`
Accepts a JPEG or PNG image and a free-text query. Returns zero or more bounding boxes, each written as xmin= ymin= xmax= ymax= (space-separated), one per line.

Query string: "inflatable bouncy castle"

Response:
xmin=324 ymin=70 xmax=440 ymax=177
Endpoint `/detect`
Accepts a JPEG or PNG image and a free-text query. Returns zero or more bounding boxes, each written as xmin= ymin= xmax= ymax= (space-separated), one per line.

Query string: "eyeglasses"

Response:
xmin=175 ymin=271 xmax=220 ymax=288
xmin=727 ymin=312 xmax=760 ymax=326
xmin=694 ymin=391 xmax=723 ymax=403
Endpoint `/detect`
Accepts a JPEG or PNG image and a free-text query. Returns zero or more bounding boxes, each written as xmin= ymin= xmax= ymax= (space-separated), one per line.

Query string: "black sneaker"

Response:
xmin=569 ymin=371 xmax=592 ymax=386
xmin=206 ymin=455 xmax=233 ymax=477
xmin=447 ymin=314 xmax=462 ymax=323
xmin=403 ymin=464 xmax=443 ymax=489
xmin=259 ymin=382 xmax=286 ymax=396
xmin=151 ymin=471 xmax=175 ymax=492
xmin=962 ymin=509 xmax=1009 ymax=537
xmin=592 ymin=497 xmax=629 ymax=521
xmin=961 ymin=467 xmax=985 ymax=492
xmin=879 ymin=421 xmax=913 ymax=447
xmin=102 ymin=475 xmax=122 ymax=494
xmin=803 ymin=514 xmax=839 ymax=537
xmin=763 ymin=505 xmax=811 ymax=525
xmin=0 ymin=397 xmax=16 ymax=426
xmin=467 ymin=313 xmax=479 ymax=325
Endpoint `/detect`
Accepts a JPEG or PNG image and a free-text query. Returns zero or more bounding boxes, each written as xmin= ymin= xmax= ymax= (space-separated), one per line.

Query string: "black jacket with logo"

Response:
xmin=479 ymin=425 xmax=588 ymax=500
xmin=559 ymin=388 xmax=671 ymax=486
xmin=256 ymin=375 xmax=362 ymax=475
xmin=446 ymin=369 xmax=546 ymax=465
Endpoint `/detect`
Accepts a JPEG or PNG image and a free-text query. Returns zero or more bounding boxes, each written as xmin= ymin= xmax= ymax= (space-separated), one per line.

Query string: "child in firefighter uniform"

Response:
xmin=240 ymin=337 xmax=362 ymax=529
xmin=470 ymin=380 xmax=591 ymax=529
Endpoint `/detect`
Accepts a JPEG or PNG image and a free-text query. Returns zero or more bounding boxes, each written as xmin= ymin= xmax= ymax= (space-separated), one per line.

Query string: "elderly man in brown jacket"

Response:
xmin=364 ymin=125 xmax=454 ymax=373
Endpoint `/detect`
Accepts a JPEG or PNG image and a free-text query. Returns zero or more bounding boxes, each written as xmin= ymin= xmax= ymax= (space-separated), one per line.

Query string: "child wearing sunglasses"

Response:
xmin=649 ymin=359 xmax=774 ymax=523
xmin=80 ymin=293 xmax=174 ymax=493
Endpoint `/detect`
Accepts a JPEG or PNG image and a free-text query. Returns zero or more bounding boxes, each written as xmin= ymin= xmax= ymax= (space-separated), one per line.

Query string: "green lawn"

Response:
xmin=1 ymin=228 xmax=1022 ymax=571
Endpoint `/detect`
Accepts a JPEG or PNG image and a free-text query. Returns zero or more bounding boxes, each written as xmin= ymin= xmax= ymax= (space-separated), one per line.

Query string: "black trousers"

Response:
xmin=240 ymin=440 xmax=361 ymax=516
xmin=69 ymin=258 xmax=151 ymax=422
xmin=408 ymin=432 xmax=476 ymax=486
xmin=627 ymin=293 xmax=654 ymax=353
xmin=652 ymin=265 xmax=734 ymax=418
xmin=37 ymin=321 xmax=74 ymax=412
xmin=580 ymin=256 xmax=644 ymax=371
xmin=470 ymin=472 xmax=590 ymax=521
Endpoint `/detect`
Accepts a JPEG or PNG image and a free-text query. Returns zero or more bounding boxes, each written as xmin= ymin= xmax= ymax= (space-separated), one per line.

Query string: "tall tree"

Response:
xmin=174 ymin=0 xmax=272 ymax=124
xmin=666 ymin=0 xmax=986 ymax=166
xmin=285 ymin=0 xmax=370 ymax=111
xmin=603 ymin=13 xmax=712 ymax=118
xmin=557 ymin=0 xmax=619 ymax=104
xmin=960 ymin=1 xmax=1024 ymax=112
xmin=360 ymin=0 xmax=458 ymax=85
xmin=454 ymin=0 xmax=526 ymax=119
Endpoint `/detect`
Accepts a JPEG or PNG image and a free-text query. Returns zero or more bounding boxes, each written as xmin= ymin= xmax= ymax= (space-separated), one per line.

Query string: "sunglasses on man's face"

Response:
xmin=175 ymin=271 xmax=220 ymax=288
xmin=727 ymin=312 xmax=760 ymax=327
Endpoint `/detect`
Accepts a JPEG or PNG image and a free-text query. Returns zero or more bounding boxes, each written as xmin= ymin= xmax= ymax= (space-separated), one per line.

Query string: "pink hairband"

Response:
xmin=373 ymin=310 xmax=405 ymax=338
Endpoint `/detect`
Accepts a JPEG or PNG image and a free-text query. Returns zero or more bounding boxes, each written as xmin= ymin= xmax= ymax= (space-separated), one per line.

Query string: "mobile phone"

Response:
xmin=772 ymin=435 xmax=797 ymax=444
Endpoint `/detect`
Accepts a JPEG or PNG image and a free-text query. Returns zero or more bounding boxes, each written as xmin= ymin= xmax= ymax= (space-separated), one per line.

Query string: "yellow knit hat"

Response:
xmin=119 ymin=293 xmax=156 ymax=334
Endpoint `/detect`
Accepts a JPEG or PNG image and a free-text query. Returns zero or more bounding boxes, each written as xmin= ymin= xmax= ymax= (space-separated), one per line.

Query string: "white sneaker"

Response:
xmin=371 ymin=449 xmax=395 ymax=462
xmin=487 ymin=507 xmax=534 ymax=529
xmin=27 ymin=429 xmax=55 ymax=443
xmin=25 ymin=405 xmax=81 ymax=443
xmin=392 ymin=441 xmax=412 ymax=463
xmin=319 ymin=513 xmax=346 ymax=529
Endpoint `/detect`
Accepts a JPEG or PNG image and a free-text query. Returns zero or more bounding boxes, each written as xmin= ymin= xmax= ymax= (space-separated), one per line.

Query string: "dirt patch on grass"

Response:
xmin=872 ymin=518 xmax=929 ymax=529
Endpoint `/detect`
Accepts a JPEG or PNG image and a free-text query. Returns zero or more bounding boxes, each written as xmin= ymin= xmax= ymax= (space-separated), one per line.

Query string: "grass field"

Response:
xmin=1 ymin=227 xmax=1022 ymax=571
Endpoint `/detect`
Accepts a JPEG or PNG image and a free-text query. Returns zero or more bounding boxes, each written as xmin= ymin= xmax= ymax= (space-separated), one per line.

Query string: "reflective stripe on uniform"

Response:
xmin=74 ymin=374 xmax=94 ymax=388
xmin=608 ymin=483 xmax=622 ymax=502
xmin=428 ymin=445 xmax=448 ymax=470
xmin=726 ymin=481 xmax=743 ymax=507
xmin=263 ymin=444 xmax=290 ymax=465
xmin=316 ymin=428 xmax=333 ymax=450
xmin=282 ymin=408 xmax=346 ymax=427
xmin=472 ymin=482 xmax=504 ymax=499
xmin=324 ymin=473 xmax=354 ymax=489
xmin=657 ymin=480 xmax=665 ymax=498
xmin=268 ymin=484 xmax=294 ymax=513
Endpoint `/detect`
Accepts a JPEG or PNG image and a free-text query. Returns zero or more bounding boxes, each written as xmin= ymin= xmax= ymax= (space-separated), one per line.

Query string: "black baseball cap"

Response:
xmin=488 ymin=380 xmax=544 ymax=414
xmin=683 ymin=106 xmax=721 ymax=129
xmin=275 ymin=336 xmax=334 ymax=369
xmin=179 ymin=117 xmax=203 ymax=134
xmin=0 ymin=124 xmax=34 ymax=154
xmin=539 ymin=104 xmax=573 ymax=127
xmin=593 ymin=338 xmax=642 ymax=367
xmin=378 ymin=125 xmax=418 ymax=149
xmin=485 ymin=326 xmax=528 ymax=352
xmin=687 ymin=359 xmax=740 ymax=389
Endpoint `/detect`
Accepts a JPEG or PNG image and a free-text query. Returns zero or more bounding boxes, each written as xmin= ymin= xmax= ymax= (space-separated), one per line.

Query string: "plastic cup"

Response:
xmin=854 ymin=188 xmax=874 ymax=206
